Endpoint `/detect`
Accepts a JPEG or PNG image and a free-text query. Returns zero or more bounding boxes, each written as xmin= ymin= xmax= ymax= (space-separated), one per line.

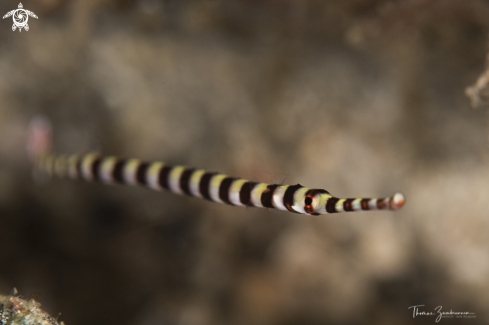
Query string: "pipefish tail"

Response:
xmin=27 ymin=117 xmax=405 ymax=216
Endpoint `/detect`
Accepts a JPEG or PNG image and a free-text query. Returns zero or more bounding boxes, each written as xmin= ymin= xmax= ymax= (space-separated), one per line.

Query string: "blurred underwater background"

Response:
xmin=0 ymin=0 xmax=488 ymax=324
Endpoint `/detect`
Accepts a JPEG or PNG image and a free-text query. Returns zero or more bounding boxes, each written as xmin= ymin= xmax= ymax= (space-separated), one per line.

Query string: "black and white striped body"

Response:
xmin=36 ymin=152 xmax=405 ymax=215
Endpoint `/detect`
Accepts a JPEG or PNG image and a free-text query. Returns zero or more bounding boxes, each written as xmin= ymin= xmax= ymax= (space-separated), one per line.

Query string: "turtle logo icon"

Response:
xmin=3 ymin=3 xmax=38 ymax=32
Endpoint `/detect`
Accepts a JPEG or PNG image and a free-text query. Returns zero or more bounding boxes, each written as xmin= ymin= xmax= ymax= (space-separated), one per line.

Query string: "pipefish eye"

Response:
xmin=305 ymin=197 xmax=312 ymax=206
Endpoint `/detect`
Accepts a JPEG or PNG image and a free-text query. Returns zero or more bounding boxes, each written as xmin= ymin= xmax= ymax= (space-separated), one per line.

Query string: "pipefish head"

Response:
xmin=297 ymin=189 xmax=405 ymax=215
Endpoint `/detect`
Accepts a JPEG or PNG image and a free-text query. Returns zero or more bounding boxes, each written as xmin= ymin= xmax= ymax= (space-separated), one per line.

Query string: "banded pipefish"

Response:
xmin=27 ymin=117 xmax=405 ymax=216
